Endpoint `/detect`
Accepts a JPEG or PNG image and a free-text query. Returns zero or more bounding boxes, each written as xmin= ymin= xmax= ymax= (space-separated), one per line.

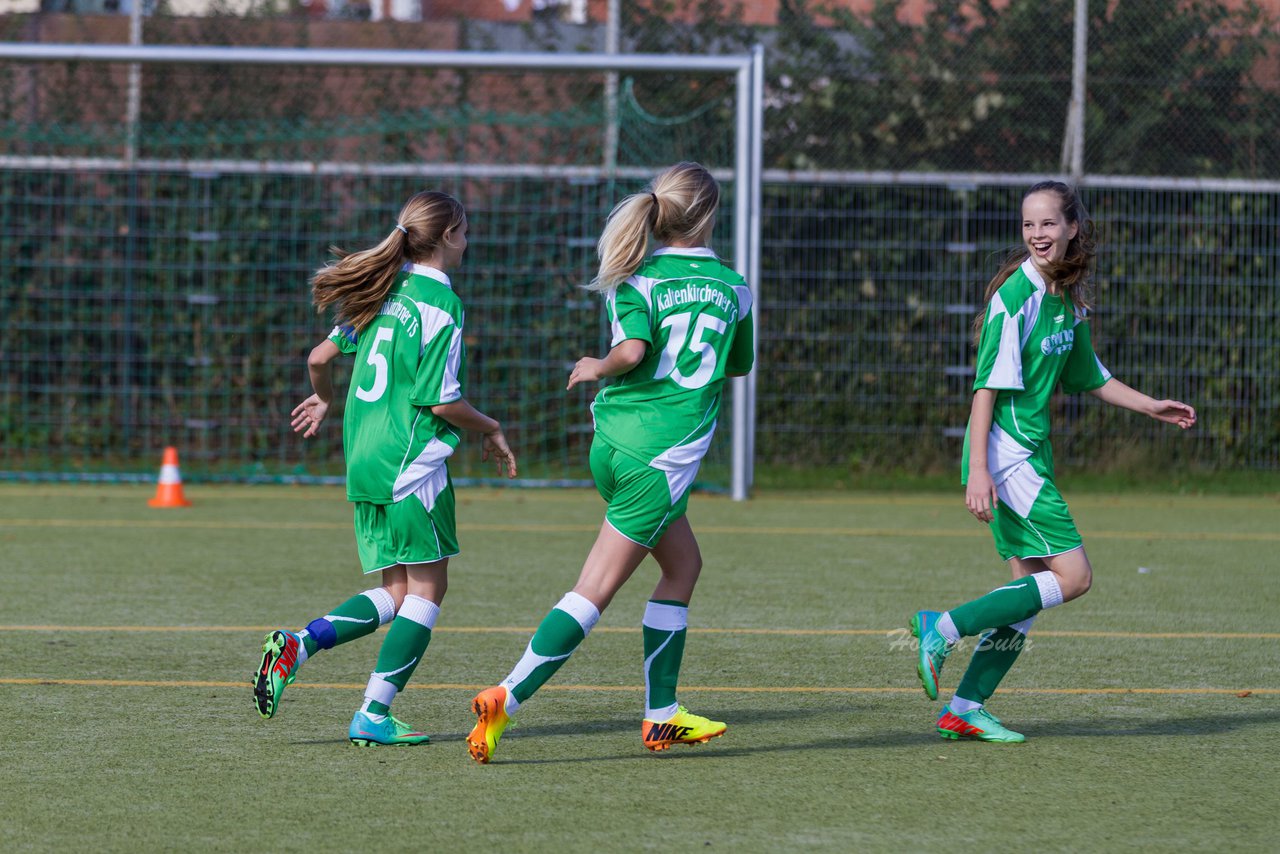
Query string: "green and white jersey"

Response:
xmin=962 ymin=259 xmax=1111 ymax=484
xmin=591 ymin=247 xmax=755 ymax=469
xmin=328 ymin=263 xmax=466 ymax=504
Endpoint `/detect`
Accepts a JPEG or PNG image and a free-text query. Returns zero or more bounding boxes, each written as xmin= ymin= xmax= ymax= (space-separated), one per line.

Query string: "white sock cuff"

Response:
xmin=643 ymin=600 xmax=688 ymax=632
xmin=1010 ymin=615 xmax=1036 ymax=635
xmin=397 ymin=594 xmax=440 ymax=630
xmin=363 ymin=674 xmax=398 ymax=707
xmin=293 ymin=632 xmax=310 ymax=665
xmin=948 ymin=696 xmax=983 ymax=714
xmin=361 ymin=587 xmax=398 ymax=625
xmin=556 ymin=591 xmax=601 ymax=635
xmin=497 ymin=677 xmax=523 ymax=713
xmin=937 ymin=611 xmax=961 ymax=644
xmin=646 ymin=701 xmax=680 ymax=722
xmin=1031 ymin=571 xmax=1064 ymax=610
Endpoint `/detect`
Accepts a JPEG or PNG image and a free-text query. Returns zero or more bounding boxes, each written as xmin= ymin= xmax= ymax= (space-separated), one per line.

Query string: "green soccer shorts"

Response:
xmin=589 ymin=435 xmax=695 ymax=548
xmin=990 ymin=446 xmax=1083 ymax=561
xmin=352 ymin=473 xmax=458 ymax=573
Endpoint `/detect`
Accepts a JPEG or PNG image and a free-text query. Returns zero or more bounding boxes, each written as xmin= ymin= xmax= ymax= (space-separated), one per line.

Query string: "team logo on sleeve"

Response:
xmin=1040 ymin=328 xmax=1074 ymax=356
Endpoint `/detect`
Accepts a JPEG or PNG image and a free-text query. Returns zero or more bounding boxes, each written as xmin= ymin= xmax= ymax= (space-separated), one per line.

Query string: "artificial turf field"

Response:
xmin=1 ymin=483 xmax=1277 ymax=852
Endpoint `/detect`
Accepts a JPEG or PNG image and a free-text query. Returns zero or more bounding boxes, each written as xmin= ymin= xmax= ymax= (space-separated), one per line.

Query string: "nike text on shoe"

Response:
xmin=253 ymin=630 xmax=301 ymax=719
xmin=642 ymin=706 xmax=726 ymax=752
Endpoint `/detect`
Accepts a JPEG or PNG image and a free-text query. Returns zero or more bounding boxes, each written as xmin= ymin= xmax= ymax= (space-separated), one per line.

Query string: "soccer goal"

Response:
xmin=0 ymin=42 xmax=763 ymax=499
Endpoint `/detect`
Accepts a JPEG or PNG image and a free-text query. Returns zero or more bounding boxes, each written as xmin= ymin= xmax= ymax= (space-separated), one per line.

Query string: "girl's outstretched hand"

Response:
xmin=483 ymin=428 xmax=518 ymax=479
xmin=567 ymin=357 xmax=606 ymax=390
xmin=965 ymin=468 xmax=999 ymax=523
xmin=291 ymin=394 xmax=329 ymax=438
xmin=1148 ymin=400 xmax=1197 ymax=430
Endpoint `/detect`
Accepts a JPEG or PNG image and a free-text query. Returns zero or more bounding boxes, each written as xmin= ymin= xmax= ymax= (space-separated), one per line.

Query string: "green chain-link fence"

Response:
xmin=1 ymin=3 xmax=1277 ymax=482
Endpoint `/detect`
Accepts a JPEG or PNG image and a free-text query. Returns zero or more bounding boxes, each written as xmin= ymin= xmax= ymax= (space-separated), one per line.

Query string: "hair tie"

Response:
xmin=649 ymin=192 xmax=658 ymax=205
xmin=394 ymin=223 xmax=408 ymax=235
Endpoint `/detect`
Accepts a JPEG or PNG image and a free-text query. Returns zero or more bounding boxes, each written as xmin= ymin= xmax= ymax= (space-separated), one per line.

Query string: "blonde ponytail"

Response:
xmin=589 ymin=161 xmax=720 ymax=293
xmin=589 ymin=192 xmax=658 ymax=292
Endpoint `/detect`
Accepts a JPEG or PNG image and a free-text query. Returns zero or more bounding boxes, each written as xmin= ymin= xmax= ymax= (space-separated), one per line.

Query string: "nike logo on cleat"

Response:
xmin=647 ymin=723 xmax=694 ymax=742
xmin=271 ymin=639 xmax=298 ymax=680
xmin=938 ymin=713 xmax=984 ymax=737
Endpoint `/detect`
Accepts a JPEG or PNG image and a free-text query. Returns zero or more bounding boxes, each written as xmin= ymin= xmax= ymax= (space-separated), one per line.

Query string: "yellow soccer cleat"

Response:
xmin=642 ymin=706 xmax=727 ymax=752
xmin=467 ymin=685 xmax=511 ymax=764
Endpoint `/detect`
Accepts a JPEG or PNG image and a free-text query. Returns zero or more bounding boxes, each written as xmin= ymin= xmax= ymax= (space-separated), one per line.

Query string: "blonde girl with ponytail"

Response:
xmin=467 ymin=162 xmax=755 ymax=763
xmin=253 ymin=190 xmax=517 ymax=747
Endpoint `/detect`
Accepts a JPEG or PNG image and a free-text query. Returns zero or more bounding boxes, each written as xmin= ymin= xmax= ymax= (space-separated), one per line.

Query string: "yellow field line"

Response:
xmin=1 ymin=517 xmax=1276 ymax=542
xmin=1 ymin=625 xmax=1277 ymax=640
xmin=774 ymin=495 xmax=1280 ymax=511
xmin=0 ymin=677 xmax=1273 ymax=696
xmin=3 ymin=485 xmax=1276 ymax=512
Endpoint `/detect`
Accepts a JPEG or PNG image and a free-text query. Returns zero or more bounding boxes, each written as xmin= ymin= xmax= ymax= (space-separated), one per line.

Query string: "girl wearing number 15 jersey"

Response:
xmin=467 ymin=161 xmax=754 ymax=763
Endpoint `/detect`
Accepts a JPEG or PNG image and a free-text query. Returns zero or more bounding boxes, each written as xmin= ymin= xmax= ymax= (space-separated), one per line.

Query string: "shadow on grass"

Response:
xmin=285 ymin=702 xmax=885 ymax=750
xmin=287 ymin=703 xmax=1280 ymax=757
xmin=1023 ymin=706 xmax=1280 ymax=739
xmin=410 ymin=703 xmax=942 ymax=763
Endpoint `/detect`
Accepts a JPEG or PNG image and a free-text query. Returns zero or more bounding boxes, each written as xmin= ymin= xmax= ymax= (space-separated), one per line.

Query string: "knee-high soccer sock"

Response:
xmin=950 ymin=617 xmax=1035 ymax=713
xmin=360 ymin=594 xmax=438 ymax=719
xmin=942 ymin=571 xmax=1063 ymax=641
xmin=296 ymin=587 xmax=397 ymax=663
xmin=642 ymin=600 xmax=688 ymax=721
xmin=499 ymin=591 xmax=600 ymax=715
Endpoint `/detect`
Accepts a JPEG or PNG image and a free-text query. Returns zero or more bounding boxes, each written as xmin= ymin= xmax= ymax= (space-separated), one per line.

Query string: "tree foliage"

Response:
xmin=627 ymin=0 xmax=1280 ymax=176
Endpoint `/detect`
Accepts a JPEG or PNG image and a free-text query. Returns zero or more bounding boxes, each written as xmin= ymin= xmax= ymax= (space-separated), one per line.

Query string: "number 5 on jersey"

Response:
xmin=355 ymin=327 xmax=394 ymax=402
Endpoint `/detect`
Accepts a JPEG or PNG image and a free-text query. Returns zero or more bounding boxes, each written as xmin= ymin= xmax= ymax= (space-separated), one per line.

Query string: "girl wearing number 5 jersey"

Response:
xmin=910 ymin=181 xmax=1196 ymax=743
xmin=467 ymin=162 xmax=754 ymax=763
xmin=252 ymin=191 xmax=517 ymax=746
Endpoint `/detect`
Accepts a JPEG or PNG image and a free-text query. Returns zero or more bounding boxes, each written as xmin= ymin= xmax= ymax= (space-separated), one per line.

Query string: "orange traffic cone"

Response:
xmin=148 ymin=446 xmax=192 ymax=508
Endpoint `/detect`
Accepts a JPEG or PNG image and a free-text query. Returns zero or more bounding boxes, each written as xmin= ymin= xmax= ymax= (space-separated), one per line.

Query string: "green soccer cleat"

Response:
xmin=910 ymin=610 xmax=954 ymax=701
xmin=348 ymin=711 xmax=431 ymax=746
xmin=936 ymin=706 xmax=1025 ymax=743
xmin=253 ymin=629 xmax=302 ymax=719
xmin=466 ymin=685 xmax=511 ymax=764
xmin=642 ymin=706 xmax=727 ymax=752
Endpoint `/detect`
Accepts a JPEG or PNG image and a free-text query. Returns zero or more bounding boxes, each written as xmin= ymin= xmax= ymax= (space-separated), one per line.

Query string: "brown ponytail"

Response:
xmin=311 ymin=190 xmax=466 ymax=332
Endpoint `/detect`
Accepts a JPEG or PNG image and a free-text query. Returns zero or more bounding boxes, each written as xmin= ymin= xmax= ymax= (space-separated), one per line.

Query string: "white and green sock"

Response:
xmin=642 ymin=600 xmax=688 ymax=721
xmin=360 ymin=594 xmax=438 ymax=720
xmin=951 ymin=616 xmax=1036 ymax=712
xmin=298 ymin=587 xmax=397 ymax=659
xmin=945 ymin=571 xmax=1062 ymax=638
xmin=499 ymin=591 xmax=600 ymax=715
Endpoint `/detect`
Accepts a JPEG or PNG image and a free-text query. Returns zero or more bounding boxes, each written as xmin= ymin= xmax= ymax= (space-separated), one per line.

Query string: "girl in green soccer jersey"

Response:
xmin=252 ymin=190 xmax=517 ymax=746
xmin=466 ymin=161 xmax=755 ymax=763
xmin=910 ymin=181 xmax=1196 ymax=742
